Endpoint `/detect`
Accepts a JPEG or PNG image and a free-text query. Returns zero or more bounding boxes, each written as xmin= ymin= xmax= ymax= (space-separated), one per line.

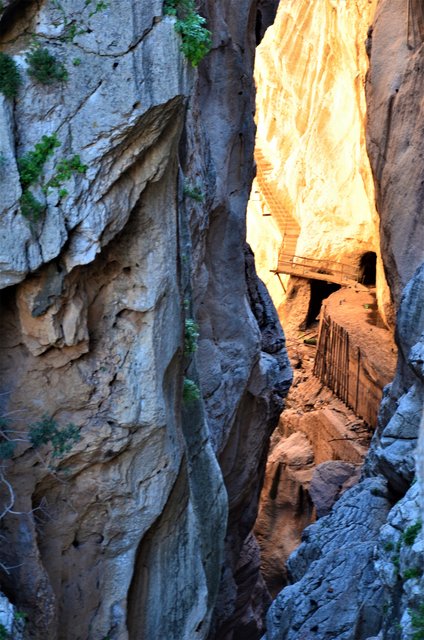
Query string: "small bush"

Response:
xmin=0 ymin=415 xmax=80 ymax=459
xmin=26 ymin=47 xmax=68 ymax=84
xmin=164 ymin=0 xmax=212 ymax=67
xmin=20 ymin=190 xmax=45 ymax=222
xmin=0 ymin=439 xmax=16 ymax=460
xmin=18 ymin=134 xmax=60 ymax=188
xmin=403 ymin=567 xmax=422 ymax=580
xmin=403 ymin=521 xmax=422 ymax=546
xmin=183 ymin=183 xmax=204 ymax=202
xmin=87 ymin=1 xmax=109 ymax=17
xmin=184 ymin=319 xmax=199 ymax=355
xmin=0 ymin=52 xmax=22 ymax=98
xmin=411 ymin=603 xmax=424 ymax=640
xmin=183 ymin=378 xmax=200 ymax=403
xmin=43 ymin=155 xmax=87 ymax=194
xmin=28 ymin=415 xmax=80 ymax=457
xmin=18 ymin=135 xmax=86 ymax=219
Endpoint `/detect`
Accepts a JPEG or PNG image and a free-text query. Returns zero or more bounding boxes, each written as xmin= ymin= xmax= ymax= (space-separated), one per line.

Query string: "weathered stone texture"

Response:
xmin=247 ymin=0 xmax=393 ymax=326
xmin=0 ymin=1 xmax=290 ymax=639
xmin=265 ymin=258 xmax=424 ymax=640
xmin=263 ymin=479 xmax=391 ymax=640
xmin=366 ymin=0 xmax=424 ymax=306
xmin=261 ymin=0 xmax=424 ymax=638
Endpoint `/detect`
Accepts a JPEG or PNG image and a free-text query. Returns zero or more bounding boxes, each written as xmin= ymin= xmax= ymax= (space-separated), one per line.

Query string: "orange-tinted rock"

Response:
xmin=248 ymin=0 xmax=393 ymax=326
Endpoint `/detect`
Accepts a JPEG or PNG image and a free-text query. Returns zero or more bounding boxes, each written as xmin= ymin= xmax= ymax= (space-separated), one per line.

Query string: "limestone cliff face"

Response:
xmin=248 ymin=0 xmax=393 ymax=324
xmin=263 ymin=1 xmax=424 ymax=638
xmin=366 ymin=0 xmax=424 ymax=307
xmin=0 ymin=2 xmax=290 ymax=639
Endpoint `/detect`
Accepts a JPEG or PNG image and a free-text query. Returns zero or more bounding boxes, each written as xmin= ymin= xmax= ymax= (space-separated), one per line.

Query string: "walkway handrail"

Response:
xmin=276 ymin=252 xmax=360 ymax=283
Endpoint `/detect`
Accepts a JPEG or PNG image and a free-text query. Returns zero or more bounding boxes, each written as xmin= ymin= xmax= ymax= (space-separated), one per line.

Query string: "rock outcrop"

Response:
xmin=366 ymin=0 xmax=424 ymax=307
xmin=265 ymin=478 xmax=392 ymax=640
xmin=0 ymin=2 xmax=290 ymax=639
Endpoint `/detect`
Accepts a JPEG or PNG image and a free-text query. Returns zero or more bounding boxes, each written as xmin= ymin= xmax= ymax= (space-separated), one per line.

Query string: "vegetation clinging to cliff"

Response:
xmin=0 ymin=53 xmax=22 ymax=98
xmin=17 ymin=133 xmax=87 ymax=221
xmin=164 ymin=0 xmax=212 ymax=66
xmin=26 ymin=46 xmax=68 ymax=84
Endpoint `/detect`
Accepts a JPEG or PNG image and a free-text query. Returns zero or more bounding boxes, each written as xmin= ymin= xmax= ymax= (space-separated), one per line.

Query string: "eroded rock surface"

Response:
xmin=366 ymin=0 xmax=424 ymax=306
xmin=264 ymin=258 xmax=424 ymax=640
xmin=261 ymin=1 xmax=424 ymax=637
xmin=0 ymin=1 xmax=290 ymax=639
xmin=264 ymin=478 xmax=391 ymax=640
xmin=247 ymin=0 xmax=393 ymax=326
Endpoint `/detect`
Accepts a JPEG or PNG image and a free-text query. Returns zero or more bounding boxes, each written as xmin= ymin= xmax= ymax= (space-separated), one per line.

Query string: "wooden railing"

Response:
xmin=275 ymin=253 xmax=361 ymax=284
xmin=313 ymin=309 xmax=383 ymax=427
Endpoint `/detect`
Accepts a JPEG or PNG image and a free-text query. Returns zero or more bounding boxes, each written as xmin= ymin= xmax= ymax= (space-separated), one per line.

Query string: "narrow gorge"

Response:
xmin=0 ymin=1 xmax=422 ymax=640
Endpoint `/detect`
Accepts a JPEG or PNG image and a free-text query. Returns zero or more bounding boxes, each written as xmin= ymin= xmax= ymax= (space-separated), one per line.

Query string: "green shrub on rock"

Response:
xmin=17 ymin=134 xmax=87 ymax=221
xmin=18 ymin=134 xmax=61 ymax=188
xmin=20 ymin=190 xmax=45 ymax=222
xmin=410 ymin=603 xmax=424 ymax=640
xmin=183 ymin=378 xmax=200 ymax=403
xmin=164 ymin=0 xmax=212 ymax=67
xmin=184 ymin=319 xmax=199 ymax=355
xmin=26 ymin=46 xmax=68 ymax=84
xmin=0 ymin=52 xmax=22 ymax=98
xmin=403 ymin=520 xmax=422 ymax=546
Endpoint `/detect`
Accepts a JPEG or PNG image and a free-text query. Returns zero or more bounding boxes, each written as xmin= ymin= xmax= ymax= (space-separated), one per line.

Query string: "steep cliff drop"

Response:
xmin=0 ymin=1 xmax=291 ymax=639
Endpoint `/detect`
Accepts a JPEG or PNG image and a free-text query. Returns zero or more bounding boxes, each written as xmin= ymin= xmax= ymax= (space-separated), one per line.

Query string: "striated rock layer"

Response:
xmin=0 ymin=1 xmax=290 ymax=639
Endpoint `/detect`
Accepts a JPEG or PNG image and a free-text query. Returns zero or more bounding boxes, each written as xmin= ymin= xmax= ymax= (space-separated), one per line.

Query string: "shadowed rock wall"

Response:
xmin=0 ymin=1 xmax=290 ymax=639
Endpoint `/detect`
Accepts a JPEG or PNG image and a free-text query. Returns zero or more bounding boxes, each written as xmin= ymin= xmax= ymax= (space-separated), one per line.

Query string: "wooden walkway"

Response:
xmin=254 ymin=148 xmax=361 ymax=287
xmin=273 ymin=253 xmax=363 ymax=287
xmin=254 ymin=147 xmax=300 ymax=256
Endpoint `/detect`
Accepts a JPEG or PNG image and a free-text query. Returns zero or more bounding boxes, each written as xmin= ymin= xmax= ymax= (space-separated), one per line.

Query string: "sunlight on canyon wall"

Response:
xmin=247 ymin=0 xmax=393 ymax=325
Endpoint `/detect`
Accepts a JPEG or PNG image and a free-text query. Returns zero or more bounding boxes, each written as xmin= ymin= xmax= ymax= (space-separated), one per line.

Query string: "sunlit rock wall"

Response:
xmin=263 ymin=0 xmax=424 ymax=636
xmin=366 ymin=0 xmax=424 ymax=308
xmin=0 ymin=1 xmax=290 ymax=639
xmin=248 ymin=0 xmax=393 ymax=324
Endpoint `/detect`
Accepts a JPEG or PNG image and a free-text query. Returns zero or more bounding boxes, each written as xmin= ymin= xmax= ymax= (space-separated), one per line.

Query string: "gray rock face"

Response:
xmin=366 ymin=0 xmax=424 ymax=306
xmin=374 ymin=482 xmax=424 ymax=640
xmin=366 ymin=264 xmax=424 ymax=494
xmin=0 ymin=2 xmax=290 ymax=639
xmin=264 ymin=261 xmax=424 ymax=640
xmin=263 ymin=478 xmax=391 ymax=640
xmin=309 ymin=461 xmax=362 ymax=518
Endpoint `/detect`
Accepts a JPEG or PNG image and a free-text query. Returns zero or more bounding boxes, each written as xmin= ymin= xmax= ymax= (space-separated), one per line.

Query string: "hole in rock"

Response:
xmin=255 ymin=9 xmax=263 ymax=45
xmin=306 ymin=280 xmax=340 ymax=328
xmin=359 ymin=251 xmax=377 ymax=285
